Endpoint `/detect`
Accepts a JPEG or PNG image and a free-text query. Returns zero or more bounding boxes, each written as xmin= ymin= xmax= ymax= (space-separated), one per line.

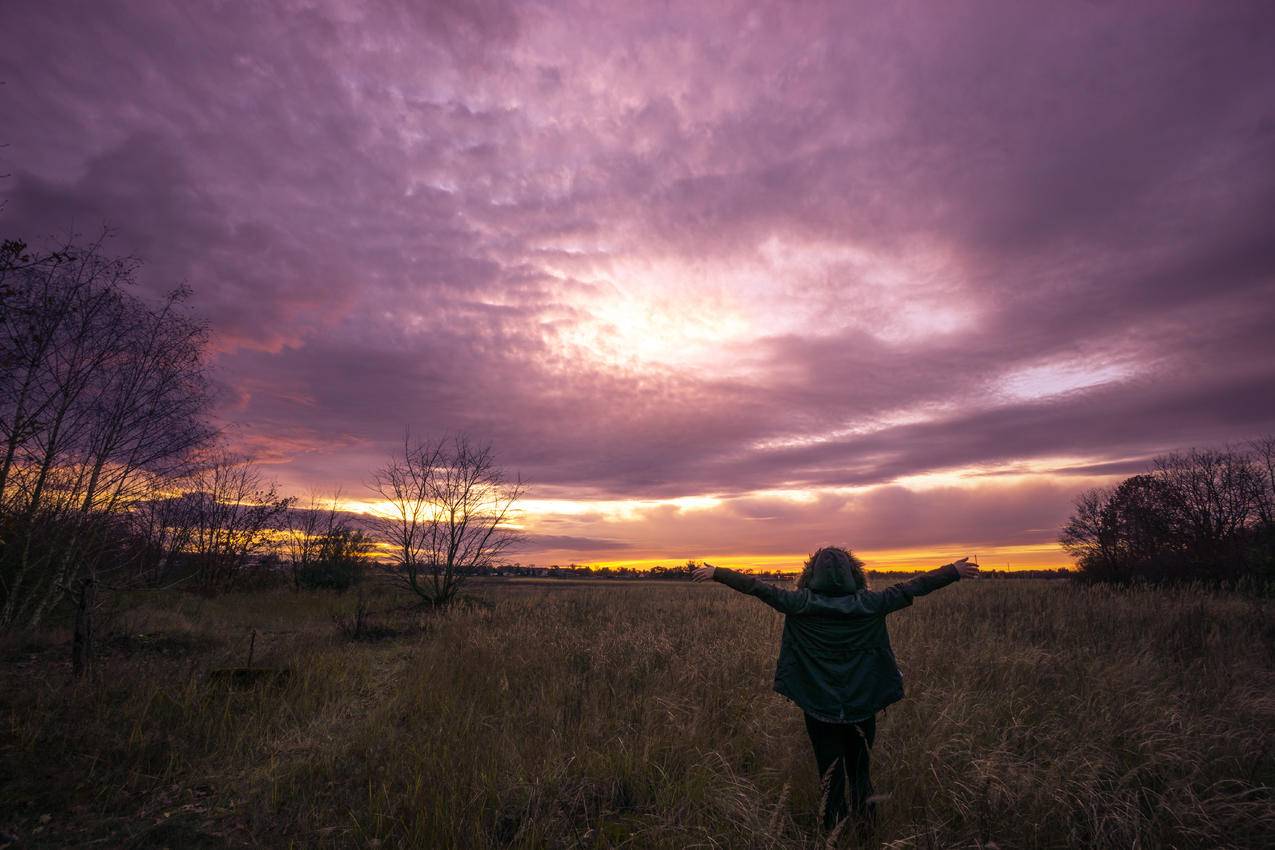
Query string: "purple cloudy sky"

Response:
xmin=4 ymin=1 xmax=1274 ymax=568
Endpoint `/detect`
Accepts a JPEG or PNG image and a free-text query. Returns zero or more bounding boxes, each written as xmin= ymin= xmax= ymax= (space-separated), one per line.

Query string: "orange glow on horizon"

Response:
xmin=321 ymin=483 xmax=1088 ymax=574
xmin=546 ymin=543 xmax=1073 ymax=573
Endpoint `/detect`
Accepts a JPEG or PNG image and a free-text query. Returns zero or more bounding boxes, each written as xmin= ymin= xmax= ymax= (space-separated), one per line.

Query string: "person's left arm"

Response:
xmin=691 ymin=564 xmax=808 ymax=614
xmin=873 ymin=557 xmax=979 ymax=614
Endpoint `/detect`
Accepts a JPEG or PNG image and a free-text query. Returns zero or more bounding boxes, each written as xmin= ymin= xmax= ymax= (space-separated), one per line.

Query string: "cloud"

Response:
xmin=3 ymin=0 xmax=1273 ymax=561
xmin=517 ymin=477 xmax=1091 ymax=567
xmin=512 ymin=534 xmax=632 ymax=553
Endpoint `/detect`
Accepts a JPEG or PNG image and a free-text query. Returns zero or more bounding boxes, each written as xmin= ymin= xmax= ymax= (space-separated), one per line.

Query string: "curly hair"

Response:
xmin=796 ymin=546 xmax=869 ymax=591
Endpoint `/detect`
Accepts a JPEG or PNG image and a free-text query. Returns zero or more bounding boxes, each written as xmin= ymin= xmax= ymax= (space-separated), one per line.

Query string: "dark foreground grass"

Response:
xmin=2 ymin=577 xmax=1273 ymax=848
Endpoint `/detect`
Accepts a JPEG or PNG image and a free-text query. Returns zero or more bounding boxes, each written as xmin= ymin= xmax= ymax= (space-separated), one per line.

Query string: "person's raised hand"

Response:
xmin=952 ymin=557 xmax=980 ymax=579
xmin=691 ymin=564 xmax=717 ymax=582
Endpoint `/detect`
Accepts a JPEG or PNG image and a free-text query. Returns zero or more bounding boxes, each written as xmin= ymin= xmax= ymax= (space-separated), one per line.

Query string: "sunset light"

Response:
xmin=1 ymin=6 xmax=1272 ymax=574
xmin=5 ymin=2 xmax=1274 ymax=845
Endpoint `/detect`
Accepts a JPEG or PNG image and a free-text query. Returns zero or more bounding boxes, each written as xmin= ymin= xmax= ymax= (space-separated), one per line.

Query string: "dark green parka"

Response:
xmin=712 ymin=561 xmax=961 ymax=722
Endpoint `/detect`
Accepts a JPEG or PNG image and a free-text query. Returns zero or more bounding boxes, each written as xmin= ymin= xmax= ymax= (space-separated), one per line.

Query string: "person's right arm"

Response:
xmin=875 ymin=557 xmax=978 ymax=614
xmin=692 ymin=564 xmax=808 ymax=614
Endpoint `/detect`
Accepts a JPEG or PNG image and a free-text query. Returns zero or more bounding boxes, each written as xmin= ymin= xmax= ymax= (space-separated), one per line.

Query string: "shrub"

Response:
xmin=296 ymin=529 xmax=371 ymax=592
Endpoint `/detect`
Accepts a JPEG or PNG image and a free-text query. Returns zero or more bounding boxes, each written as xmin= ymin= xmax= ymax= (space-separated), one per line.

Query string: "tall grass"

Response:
xmin=2 ymin=578 xmax=1272 ymax=848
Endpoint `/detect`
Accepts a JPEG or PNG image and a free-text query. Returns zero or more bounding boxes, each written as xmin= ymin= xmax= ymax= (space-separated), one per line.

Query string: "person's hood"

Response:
xmin=806 ymin=556 xmax=859 ymax=596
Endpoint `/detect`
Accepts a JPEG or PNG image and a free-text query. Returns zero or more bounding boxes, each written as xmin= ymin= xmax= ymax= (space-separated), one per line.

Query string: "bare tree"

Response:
xmin=369 ymin=434 xmax=523 ymax=607
xmin=1250 ymin=435 xmax=1275 ymax=528
xmin=286 ymin=489 xmax=366 ymax=590
xmin=368 ymin=436 xmax=440 ymax=599
xmin=186 ymin=452 xmax=291 ymax=592
xmin=1153 ymin=448 xmax=1262 ymax=562
xmin=128 ymin=471 xmax=203 ymax=587
xmin=1059 ymin=487 xmax=1114 ymax=570
xmin=0 ymin=235 xmax=215 ymax=628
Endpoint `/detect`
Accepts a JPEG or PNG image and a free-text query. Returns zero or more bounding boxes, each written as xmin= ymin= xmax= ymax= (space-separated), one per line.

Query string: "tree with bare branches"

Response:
xmin=1250 ymin=435 xmax=1275 ymax=528
xmin=185 ymin=452 xmax=291 ymax=592
xmin=1153 ymin=448 xmax=1263 ymax=562
xmin=128 ymin=470 xmax=203 ymax=587
xmin=0 ymin=235 xmax=215 ymax=628
xmin=369 ymin=434 xmax=523 ymax=607
xmin=286 ymin=490 xmax=370 ymax=591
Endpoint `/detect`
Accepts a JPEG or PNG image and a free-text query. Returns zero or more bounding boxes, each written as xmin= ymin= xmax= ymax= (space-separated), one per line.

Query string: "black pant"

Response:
xmin=803 ymin=712 xmax=877 ymax=832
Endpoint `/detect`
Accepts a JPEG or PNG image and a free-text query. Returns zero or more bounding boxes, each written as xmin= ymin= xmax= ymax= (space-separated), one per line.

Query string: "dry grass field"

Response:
xmin=2 ymin=576 xmax=1273 ymax=849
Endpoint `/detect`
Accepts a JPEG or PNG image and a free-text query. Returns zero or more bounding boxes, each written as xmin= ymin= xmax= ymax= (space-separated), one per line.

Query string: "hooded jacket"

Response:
xmin=712 ymin=561 xmax=960 ymax=722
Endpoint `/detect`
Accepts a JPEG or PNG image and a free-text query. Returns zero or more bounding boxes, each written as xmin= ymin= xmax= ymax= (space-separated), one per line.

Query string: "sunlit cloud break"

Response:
xmin=3 ymin=0 xmax=1274 ymax=570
